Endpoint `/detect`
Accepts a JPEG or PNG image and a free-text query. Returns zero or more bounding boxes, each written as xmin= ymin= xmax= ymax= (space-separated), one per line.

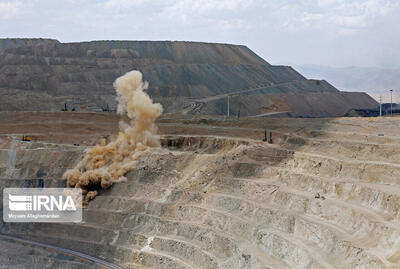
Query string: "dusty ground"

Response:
xmin=1 ymin=112 xmax=400 ymax=268
xmin=2 ymin=111 xmax=398 ymax=144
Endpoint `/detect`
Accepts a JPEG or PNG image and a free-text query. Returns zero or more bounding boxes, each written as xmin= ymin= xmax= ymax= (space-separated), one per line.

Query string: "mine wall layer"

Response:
xmin=1 ymin=114 xmax=400 ymax=268
xmin=0 ymin=39 xmax=377 ymax=116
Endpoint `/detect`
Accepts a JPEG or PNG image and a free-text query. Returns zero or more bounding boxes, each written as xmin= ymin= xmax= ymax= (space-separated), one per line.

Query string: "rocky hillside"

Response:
xmin=0 ymin=39 xmax=378 ymax=117
xmin=0 ymin=38 xmax=59 ymax=51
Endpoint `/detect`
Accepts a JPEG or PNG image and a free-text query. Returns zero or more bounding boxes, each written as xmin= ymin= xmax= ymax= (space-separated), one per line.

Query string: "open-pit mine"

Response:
xmin=0 ymin=39 xmax=399 ymax=269
xmin=1 ymin=111 xmax=400 ymax=268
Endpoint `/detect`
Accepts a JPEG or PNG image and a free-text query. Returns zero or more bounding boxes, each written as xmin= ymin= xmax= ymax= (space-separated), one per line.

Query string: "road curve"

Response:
xmin=0 ymin=234 xmax=123 ymax=269
xmin=194 ymin=80 xmax=299 ymax=103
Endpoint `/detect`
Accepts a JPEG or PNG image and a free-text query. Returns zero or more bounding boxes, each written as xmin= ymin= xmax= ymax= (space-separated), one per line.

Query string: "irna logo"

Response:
xmin=8 ymin=194 xmax=76 ymax=211
xmin=3 ymin=188 xmax=82 ymax=223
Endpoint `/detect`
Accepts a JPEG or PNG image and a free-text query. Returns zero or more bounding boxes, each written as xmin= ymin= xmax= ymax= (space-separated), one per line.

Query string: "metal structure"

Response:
xmin=390 ymin=89 xmax=393 ymax=116
xmin=227 ymin=95 xmax=230 ymax=117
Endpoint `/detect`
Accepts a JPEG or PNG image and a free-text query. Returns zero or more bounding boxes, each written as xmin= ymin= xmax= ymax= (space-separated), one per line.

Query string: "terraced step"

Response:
xmin=118 ymin=211 xmax=289 ymax=268
xmin=270 ymin=186 xmax=400 ymax=262
xmin=0 ymin=178 xmax=66 ymax=188
xmin=208 ymin=168 xmax=400 ymax=225
xmin=89 ymin=181 xmax=176 ymax=202
xmin=117 ymin=232 xmax=220 ymax=268
xmin=82 ymin=167 xmax=400 ymax=268
xmin=290 ymin=129 xmax=400 ymax=145
xmin=160 ymin=135 xmax=251 ymax=154
xmin=203 ymin=180 xmax=393 ymax=266
xmin=1 ymin=223 xmax=119 ymax=249
xmin=257 ymin=228 xmax=336 ymax=269
xmin=132 ymin=249 xmax=194 ymax=269
xmin=206 ymin=176 xmax=279 ymax=204
xmin=0 ymin=233 xmax=132 ymax=265
xmin=295 ymin=150 xmax=400 ymax=168
xmin=109 ymin=198 xmax=314 ymax=268
xmin=278 ymin=171 xmax=400 ymax=222
xmin=198 ymin=192 xmax=387 ymax=267
xmin=0 ymin=252 xmax=97 ymax=269
xmin=2 ymin=210 xmax=279 ymax=268
xmin=283 ymin=151 xmax=400 ymax=185
xmin=2 ymin=117 xmax=400 ymax=268
xmin=123 ymin=263 xmax=154 ymax=269
xmin=152 ymin=201 xmax=339 ymax=268
xmin=293 ymin=217 xmax=392 ymax=268
xmin=1 ymin=231 xmax=207 ymax=269
xmin=68 ymin=196 xmax=292 ymax=268
xmin=286 ymin=138 xmax=400 ymax=164
xmin=0 ymin=146 xmax=82 ymax=179
xmin=114 ymin=214 xmax=239 ymax=261
xmin=0 ymin=237 xmax=98 ymax=268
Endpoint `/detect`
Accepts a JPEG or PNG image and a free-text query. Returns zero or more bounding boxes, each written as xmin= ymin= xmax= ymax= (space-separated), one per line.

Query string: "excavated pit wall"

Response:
xmin=1 ymin=116 xmax=400 ymax=268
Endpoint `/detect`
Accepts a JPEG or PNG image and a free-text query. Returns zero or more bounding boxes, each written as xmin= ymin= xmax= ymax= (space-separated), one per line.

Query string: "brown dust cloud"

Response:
xmin=63 ymin=70 xmax=163 ymax=204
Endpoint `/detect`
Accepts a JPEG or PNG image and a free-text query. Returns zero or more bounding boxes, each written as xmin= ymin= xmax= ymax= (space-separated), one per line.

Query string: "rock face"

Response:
xmin=0 ymin=38 xmax=59 ymax=51
xmin=1 ymin=114 xmax=400 ymax=268
xmin=0 ymin=39 xmax=377 ymax=116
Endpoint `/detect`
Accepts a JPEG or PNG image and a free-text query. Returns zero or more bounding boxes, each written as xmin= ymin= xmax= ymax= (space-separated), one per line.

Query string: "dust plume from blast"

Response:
xmin=63 ymin=70 xmax=163 ymax=204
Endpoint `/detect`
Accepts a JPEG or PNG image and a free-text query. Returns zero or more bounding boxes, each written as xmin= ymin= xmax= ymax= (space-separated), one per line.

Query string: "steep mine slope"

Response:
xmin=1 ymin=113 xmax=400 ymax=268
xmin=0 ymin=39 xmax=377 ymax=116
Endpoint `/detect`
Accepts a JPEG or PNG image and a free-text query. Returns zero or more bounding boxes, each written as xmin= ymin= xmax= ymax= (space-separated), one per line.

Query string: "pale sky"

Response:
xmin=0 ymin=0 xmax=399 ymax=68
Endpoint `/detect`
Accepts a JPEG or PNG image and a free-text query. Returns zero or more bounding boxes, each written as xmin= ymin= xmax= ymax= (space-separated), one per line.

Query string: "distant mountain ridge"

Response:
xmin=0 ymin=39 xmax=377 ymax=117
xmin=294 ymin=64 xmax=400 ymax=101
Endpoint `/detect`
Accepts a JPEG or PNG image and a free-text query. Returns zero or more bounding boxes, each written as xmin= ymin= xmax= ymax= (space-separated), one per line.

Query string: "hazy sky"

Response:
xmin=0 ymin=0 xmax=399 ymax=68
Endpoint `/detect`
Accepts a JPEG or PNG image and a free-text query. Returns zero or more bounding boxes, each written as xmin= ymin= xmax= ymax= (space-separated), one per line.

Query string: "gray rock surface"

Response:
xmin=0 ymin=39 xmax=378 ymax=116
